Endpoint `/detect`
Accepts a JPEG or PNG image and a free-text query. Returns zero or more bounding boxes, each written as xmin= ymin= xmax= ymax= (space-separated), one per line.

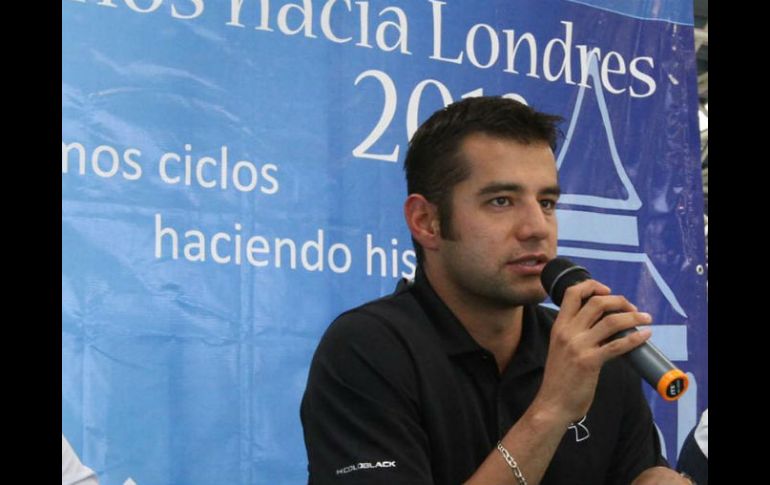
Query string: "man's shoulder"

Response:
xmin=318 ymin=280 xmax=431 ymax=351
xmin=308 ymin=281 xmax=434 ymax=386
xmin=332 ymin=280 xmax=425 ymax=331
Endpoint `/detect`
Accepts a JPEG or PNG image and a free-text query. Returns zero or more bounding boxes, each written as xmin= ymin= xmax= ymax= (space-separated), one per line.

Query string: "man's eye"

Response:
xmin=490 ymin=197 xmax=510 ymax=207
xmin=541 ymin=200 xmax=556 ymax=210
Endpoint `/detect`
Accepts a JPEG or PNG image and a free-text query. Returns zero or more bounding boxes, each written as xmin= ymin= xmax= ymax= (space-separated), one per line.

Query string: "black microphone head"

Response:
xmin=541 ymin=257 xmax=592 ymax=306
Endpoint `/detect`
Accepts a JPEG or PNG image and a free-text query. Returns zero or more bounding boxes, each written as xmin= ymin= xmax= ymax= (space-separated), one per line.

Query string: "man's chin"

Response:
xmin=512 ymin=285 xmax=548 ymax=305
xmin=520 ymin=292 xmax=547 ymax=306
xmin=486 ymin=289 xmax=547 ymax=308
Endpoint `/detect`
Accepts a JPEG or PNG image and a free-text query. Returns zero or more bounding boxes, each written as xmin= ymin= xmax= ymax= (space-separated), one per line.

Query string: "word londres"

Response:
xmin=70 ymin=0 xmax=658 ymax=97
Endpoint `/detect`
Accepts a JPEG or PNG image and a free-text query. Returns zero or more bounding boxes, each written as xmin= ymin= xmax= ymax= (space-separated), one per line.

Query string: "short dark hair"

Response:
xmin=404 ymin=96 xmax=563 ymax=264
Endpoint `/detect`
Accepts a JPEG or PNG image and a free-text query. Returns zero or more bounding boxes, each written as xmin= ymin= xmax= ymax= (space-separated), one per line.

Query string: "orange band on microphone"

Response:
xmin=657 ymin=369 xmax=689 ymax=401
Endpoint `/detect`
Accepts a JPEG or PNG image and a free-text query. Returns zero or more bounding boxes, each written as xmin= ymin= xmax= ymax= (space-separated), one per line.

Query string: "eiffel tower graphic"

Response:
xmin=554 ymin=54 xmax=686 ymax=319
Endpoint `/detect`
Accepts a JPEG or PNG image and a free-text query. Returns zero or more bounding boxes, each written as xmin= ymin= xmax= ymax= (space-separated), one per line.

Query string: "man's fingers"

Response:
xmin=597 ymin=325 xmax=652 ymax=361
xmin=558 ymin=280 xmax=611 ymax=316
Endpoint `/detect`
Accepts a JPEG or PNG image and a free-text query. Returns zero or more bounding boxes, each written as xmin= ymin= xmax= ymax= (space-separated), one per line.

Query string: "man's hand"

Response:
xmin=631 ymin=466 xmax=695 ymax=484
xmin=532 ymin=279 xmax=653 ymax=424
xmin=467 ymin=279 xmax=660 ymax=485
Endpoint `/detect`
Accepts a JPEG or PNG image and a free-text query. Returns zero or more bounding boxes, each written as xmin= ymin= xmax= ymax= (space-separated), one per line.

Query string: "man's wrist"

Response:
xmin=525 ymin=398 xmax=576 ymax=433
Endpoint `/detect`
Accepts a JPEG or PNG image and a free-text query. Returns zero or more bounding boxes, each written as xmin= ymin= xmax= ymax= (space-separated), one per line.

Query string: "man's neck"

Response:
xmin=422 ymin=264 xmax=525 ymax=373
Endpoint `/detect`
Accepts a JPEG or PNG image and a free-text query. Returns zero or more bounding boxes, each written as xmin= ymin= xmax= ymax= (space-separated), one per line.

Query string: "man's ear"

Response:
xmin=404 ymin=194 xmax=441 ymax=251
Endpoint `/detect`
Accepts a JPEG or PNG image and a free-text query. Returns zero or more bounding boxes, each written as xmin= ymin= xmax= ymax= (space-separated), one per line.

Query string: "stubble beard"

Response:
xmin=441 ymin=247 xmax=548 ymax=310
xmin=438 ymin=214 xmax=548 ymax=309
xmin=463 ymin=270 xmax=547 ymax=309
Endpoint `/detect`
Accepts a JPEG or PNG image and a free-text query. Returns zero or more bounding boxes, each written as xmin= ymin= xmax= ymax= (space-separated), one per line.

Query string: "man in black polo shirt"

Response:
xmin=301 ymin=97 xmax=690 ymax=484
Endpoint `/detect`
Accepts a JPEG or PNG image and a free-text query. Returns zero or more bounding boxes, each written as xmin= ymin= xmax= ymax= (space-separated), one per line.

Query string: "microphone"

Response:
xmin=540 ymin=257 xmax=688 ymax=401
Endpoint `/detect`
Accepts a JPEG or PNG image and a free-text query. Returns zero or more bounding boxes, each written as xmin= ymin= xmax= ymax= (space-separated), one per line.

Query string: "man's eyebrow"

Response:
xmin=477 ymin=183 xmax=523 ymax=196
xmin=476 ymin=183 xmax=561 ymax=197
xmin=542 ymin=185 xmax=561 ymax=197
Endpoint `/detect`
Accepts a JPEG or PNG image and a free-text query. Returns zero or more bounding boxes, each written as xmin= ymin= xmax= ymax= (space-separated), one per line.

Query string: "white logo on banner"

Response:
xmin=554 ymin=55 xmax=698 ymax=459
xmin=554 ymin=54 xmax=688 ymax=351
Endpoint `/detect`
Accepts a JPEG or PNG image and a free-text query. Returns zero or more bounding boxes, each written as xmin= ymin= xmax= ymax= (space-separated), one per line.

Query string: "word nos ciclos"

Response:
xmin=62 ymin=142 xmax=279 ymax=194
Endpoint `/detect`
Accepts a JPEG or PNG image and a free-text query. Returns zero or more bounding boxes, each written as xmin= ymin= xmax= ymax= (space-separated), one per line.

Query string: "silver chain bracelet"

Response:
xmin=496 ymin=441 xmax=528 ymax=485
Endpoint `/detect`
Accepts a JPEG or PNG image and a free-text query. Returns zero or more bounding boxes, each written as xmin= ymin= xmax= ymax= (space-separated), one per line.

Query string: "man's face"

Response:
xmin=435 ymin=132 xmax=559 ymax=308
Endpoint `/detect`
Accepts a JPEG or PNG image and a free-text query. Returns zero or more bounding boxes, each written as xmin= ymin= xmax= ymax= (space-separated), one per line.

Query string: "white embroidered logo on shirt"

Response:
xmin=568 ymin=415 xmax=590 ymax=442
xmin=336 ymin=460 xmax=397 ymax=475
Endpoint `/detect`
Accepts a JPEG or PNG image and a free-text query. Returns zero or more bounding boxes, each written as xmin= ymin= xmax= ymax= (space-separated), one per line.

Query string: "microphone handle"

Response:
xmin=609 ymin=328 xmax=688 ymax=401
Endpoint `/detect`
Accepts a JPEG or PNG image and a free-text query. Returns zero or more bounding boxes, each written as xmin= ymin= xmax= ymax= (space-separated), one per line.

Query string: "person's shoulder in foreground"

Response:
xmin=63 ymin=434 xmax=99 ymax=485
xmin=676 ymin=408 xmax=708 ymax=484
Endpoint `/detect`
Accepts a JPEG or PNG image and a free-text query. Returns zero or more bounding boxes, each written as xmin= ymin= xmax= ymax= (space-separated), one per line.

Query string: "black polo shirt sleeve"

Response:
xmin=605 ymin=361 xmax=668 ymax=484
xmin=301 ymin=308 xmax=433 ymax=485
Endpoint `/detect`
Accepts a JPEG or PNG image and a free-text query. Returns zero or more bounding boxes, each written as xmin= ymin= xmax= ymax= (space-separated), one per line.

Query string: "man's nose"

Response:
xmin=514 ymin=201 xmax=551 ymax=240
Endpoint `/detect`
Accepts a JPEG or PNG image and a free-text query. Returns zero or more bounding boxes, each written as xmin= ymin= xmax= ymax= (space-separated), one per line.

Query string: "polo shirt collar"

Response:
xmin=507 ymin=305 xmax=549 ymax=376
xmin=410 ymin=267 xmax=481 ymax=356
xmin=409 ymin=266 xmax=550 ymax=372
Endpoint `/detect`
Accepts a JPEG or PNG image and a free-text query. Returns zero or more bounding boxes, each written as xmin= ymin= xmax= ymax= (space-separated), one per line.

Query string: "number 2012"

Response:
xmin=352 ymin=69 xmax=527 ymax=162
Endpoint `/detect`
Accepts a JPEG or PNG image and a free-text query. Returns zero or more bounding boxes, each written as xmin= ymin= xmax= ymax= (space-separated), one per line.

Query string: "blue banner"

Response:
xmin=62 ymin=1 xmax=706 ymax=483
